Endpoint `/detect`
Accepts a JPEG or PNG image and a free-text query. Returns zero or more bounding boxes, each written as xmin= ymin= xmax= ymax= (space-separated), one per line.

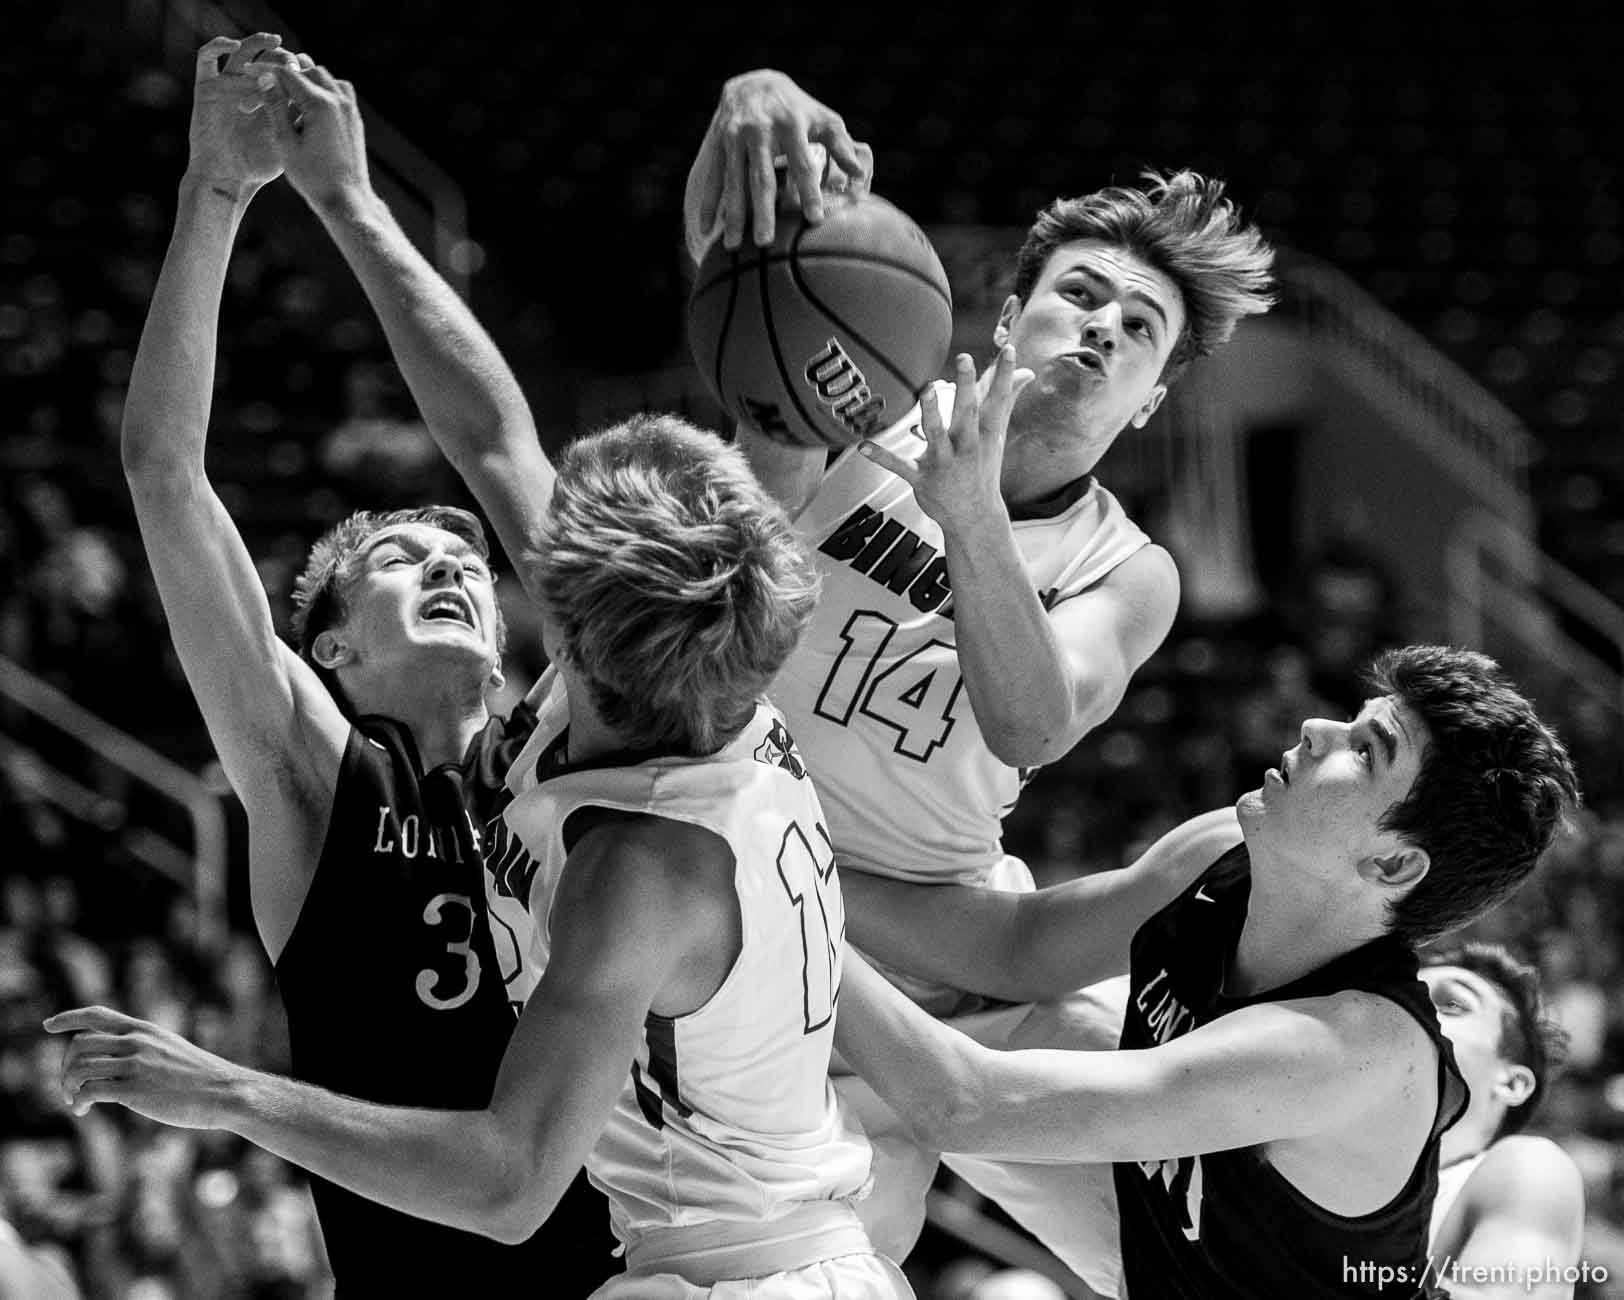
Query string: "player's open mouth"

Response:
xmin=1064 ymin=348 xmax=1106 ymax=374
xmin=420 ymin=594 xmax=474 ymax=627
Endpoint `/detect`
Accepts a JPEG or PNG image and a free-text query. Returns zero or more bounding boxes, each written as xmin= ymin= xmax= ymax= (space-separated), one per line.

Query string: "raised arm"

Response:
xmin=46 ymin=815 xmax=724 ymax=1243
xmin=124 ymin=39 xmax=349 ymax=873
xmin=268 ymin=58 xmax=554 ymax=607
xmin=683 ymin=69 xmax=875 ymax=517
xmin=864 ymin=351 xmax=1180 ymax=767
xmin=834 ymin=948 xmax=1430 ymax=1165
xmin=843 ymin=808 xmax=1241 ymax=1001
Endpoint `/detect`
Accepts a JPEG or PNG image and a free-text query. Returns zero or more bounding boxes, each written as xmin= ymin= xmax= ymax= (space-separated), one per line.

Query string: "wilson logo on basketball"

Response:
xmin=803 ymin=339 xmax=887 ymax=440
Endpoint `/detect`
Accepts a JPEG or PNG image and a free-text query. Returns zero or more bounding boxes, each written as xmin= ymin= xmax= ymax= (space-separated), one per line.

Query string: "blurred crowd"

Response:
xmin=5 ymin=12 xmax=1623 ymax=1300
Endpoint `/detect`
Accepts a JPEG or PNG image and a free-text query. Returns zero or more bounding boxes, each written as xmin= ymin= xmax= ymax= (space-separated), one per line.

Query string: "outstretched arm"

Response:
xmin=683 ymin=69 xmax=874 ymax=517
xmin=46 ymin=816 xmax=718 ymax=1242
xmin=834 ymin=947 xmax=1429 ymax=1164
xmin=843 ymin=808 xmax=1241 ymax=1001
xmin=124 ymin=37 xmax=349 ymax=922
xmin=270 ymin=58 xmax=554 ymax=607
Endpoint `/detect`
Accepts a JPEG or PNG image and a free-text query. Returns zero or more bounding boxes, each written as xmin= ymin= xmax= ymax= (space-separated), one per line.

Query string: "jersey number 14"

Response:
xmin=815 ymin=610 xmax=964 ymax=762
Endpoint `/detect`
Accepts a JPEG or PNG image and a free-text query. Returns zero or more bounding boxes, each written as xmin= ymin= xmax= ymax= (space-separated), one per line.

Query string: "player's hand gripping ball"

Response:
xmin=689 ymin=192 xmax=953 ymax=448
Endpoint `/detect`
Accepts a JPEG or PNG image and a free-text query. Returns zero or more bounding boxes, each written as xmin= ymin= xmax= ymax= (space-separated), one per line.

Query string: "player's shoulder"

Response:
xmin=563 ymin=808 xmax=737 ymax=934
xmin=567 ymin=808 xmax=734 ymax=884
xmin=1134 ymin=808 xmax=1244 ymax=883
xmin=1470 ymin=1134 xmax=1584 ymax=1195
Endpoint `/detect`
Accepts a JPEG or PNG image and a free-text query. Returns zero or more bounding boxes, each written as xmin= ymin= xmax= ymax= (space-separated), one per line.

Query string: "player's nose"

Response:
xmin=1081 ymin=302 xmax=1120 ymax=351
xmin=1299 ymin=717 xmax=1338 ymax=755
xmin=424 ymin=552 xmax=465 ymax=585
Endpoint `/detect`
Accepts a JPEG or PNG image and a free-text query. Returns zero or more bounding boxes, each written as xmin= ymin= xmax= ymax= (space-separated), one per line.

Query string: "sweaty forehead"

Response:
xmin=362 ymin=522 xmax=479 ymax=558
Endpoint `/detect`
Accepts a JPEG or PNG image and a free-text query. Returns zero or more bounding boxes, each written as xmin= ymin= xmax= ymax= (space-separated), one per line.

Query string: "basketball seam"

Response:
xmin=692 ymin=250 xmax=953 ymax=308
xmin=711 ymin=251 xmax=742 ymax=420
xmin=788 ymin=224 xmax=932 ymax=399
xmin=758 ymin=250 xmax=827 ymax=447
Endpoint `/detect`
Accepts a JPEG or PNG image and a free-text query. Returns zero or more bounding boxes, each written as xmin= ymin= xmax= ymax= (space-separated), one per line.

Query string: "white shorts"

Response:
xmin=587 ymin=1251 xmax=913 ymax=1299
xmin=837 ymin=977 xmax=1130 ymax=1299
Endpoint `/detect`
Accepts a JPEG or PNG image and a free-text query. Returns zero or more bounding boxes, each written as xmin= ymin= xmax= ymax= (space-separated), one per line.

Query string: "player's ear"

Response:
xmin=1130 ymin=385 xmax=1168 ymax=429
xmin=311 ymin=629 xmax=352 ymax=670
xmin=1496 ymin=1061 xmax=1537 ymax=1109
xmin=993 ymin=295 xmax=1022 ymax=348
xmin=488 ymin=661 xmax=505 ymax=691
xmin=1359 ymin=845 xmax=1430 ymax=891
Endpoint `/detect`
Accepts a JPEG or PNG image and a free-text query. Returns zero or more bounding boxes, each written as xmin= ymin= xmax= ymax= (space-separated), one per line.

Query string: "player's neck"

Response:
xmin=349 ymin=678 xmax=491 ymax=769
xmin=1438 ymin=1114 xmax=1494 ymax=1169
xmin=1228 ymin=859 xmax=1388 ymax=998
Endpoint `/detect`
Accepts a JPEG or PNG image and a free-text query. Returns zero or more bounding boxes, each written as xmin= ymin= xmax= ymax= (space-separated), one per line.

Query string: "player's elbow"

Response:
xmin=474 ymin=1170 xmax=549 ymax=1245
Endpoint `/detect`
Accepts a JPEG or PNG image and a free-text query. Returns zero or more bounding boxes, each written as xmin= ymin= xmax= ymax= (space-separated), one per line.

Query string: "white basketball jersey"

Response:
xmin=490 ymin=676 xmax=873 ymax=1247
xmin=773 ymin=382 xmax=1151 ymax=884
xmin=1428 ymin=1151 xmax=1485 ymax=1249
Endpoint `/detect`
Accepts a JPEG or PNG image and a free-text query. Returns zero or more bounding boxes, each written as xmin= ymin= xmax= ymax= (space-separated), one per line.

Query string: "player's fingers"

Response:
xmin=917 ymin=379 xmax=947 ymax=442
xmin=295 ymin=52 xmax=315 ymax=71
xmin=857 ymin=441 xmax=921 ymax=486
xmin=948 ymin=354 xmax=980 ymax=447
xmin=224 ymin=32 xmax=281 ymax=75
xmin=747 ymin=130 xmax=778 ymax=246
xmin=304 ymin=63 xmax=342 ymax=94
xmin=812 ymin=113 xmax=869 ymax=189
xmin=981 ymin=345 xmax=1020 ymax=435
xmin=195 ymin=37 xmax=240 ymax=82
xmin=784 ymin=133 xmax=825 ymax=225
xmin=43 ymin=1006 xmax=142 ymax=1035
xmin=720 ymin=126 xmax=747 ymax=250
xmin=66 ymin=1078 xmax=128 ymax=1117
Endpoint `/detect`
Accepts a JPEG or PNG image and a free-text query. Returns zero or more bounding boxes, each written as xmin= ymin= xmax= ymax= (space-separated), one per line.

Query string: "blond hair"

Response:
xmin=539 ymin=415 xmax=818 ymax=754
xmin=1014 ymin=170 xmax=1276 ymax=382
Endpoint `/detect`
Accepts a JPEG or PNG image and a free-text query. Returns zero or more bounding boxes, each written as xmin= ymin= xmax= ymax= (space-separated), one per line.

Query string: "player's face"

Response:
xmin=1237 ymin=694 xmax=1429 ymax=872
xmin=1421 ymin=965 xmax=1532 ymax=1125
xmin=337 ymin=523 xmax=500 ymax=680
xmin=1421 ymin=966 xmax=1513 ymax=1087
xmin=997 ymin=240 xmax=1185 ymax=453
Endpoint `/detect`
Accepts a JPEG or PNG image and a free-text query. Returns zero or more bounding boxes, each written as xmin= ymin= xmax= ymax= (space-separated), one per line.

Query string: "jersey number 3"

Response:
xmin=776 ymin=820 xmax=840 ymax=1034
xmin=815 ymin=610 xmax=963 ymax=762
xmin=415 ymin=892 xmax=480 ymax=1011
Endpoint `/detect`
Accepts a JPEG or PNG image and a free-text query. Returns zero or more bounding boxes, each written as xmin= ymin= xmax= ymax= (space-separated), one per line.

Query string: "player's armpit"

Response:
xmin=127 ymin=475 xmax=348 ymax=813
xmin=1010 ymin=808 xmax=1243 ymax=998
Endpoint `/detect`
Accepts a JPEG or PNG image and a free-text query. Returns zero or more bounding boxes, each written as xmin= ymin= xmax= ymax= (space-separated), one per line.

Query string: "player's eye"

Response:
xmin=1128 ymin=318 xmax=1152 ymax=337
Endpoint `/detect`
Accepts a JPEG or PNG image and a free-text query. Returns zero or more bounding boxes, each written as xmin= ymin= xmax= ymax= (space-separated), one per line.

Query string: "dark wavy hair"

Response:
xmin=1369 ymin=647 xmax=1579 ymax=945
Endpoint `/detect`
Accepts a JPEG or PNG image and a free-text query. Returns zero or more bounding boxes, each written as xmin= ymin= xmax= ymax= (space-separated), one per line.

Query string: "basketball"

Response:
xmin=688 ymin=191 xmax=954 ymax=448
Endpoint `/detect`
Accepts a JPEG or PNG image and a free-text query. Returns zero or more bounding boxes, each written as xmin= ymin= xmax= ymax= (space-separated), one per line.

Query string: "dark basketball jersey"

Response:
xmin=1114 ymin=845 xmax=1467 ymax=1299
xmin=273 ymin=703 xmax=615 ymax=1294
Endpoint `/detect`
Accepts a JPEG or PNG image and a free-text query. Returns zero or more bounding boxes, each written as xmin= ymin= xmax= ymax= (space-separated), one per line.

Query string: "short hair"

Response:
xmin=1424 ymin=942 xmax=1566 ymax=1139
xmin=537 ymin=414 xmax=819 ymax=754
xmin=1368 ymin=646 xmax=1580 ymax=946
xmin=1012 ymin=170 xmax=1276 ymax=384
xmin=290 ymin=505 xmax=499 ymax=662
